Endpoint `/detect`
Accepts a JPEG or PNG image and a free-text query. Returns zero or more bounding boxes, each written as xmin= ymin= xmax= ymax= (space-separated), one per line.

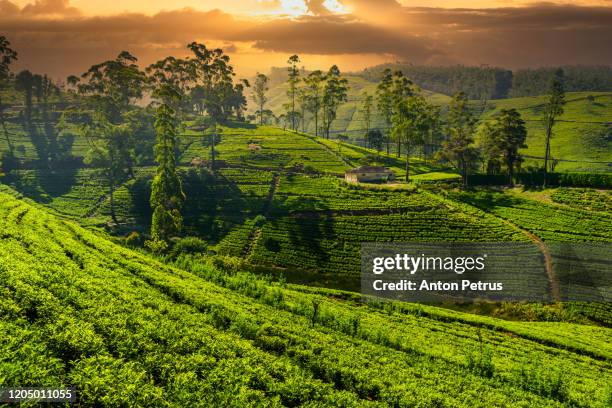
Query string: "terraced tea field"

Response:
xmin=0 ymin=190 xmax=610 ymax=406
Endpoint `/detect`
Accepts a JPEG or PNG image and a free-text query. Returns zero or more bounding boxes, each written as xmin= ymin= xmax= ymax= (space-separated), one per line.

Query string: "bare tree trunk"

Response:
xmin=0 ymin=96 xmax=14 ymax=155
xmin=210 ymin=123 xmax=216 ymax=172
xmin=543 ymin=118 xmax=552 ymax=187
xmin=405 ymin=142 xmax=410 ymax=182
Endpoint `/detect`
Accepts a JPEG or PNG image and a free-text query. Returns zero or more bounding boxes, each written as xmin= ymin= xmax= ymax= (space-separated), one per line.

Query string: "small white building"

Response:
xmin=345 ymin=166 xmax=395 ymax=183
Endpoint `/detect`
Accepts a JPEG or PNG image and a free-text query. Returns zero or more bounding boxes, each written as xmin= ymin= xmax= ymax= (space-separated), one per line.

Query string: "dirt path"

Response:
xmin=425 ymin=190 xmax=561 ymax=302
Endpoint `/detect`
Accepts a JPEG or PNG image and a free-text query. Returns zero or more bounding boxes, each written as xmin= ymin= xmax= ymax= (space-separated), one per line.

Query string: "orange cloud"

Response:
xmin=1 ymin=0 xmax=611 ymax=80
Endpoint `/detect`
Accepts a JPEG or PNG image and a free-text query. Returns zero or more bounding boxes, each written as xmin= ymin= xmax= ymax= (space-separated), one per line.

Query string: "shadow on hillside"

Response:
xmin=223 ymin=121 xmax=256 ymax=129
xmin=3 ymin=168 xmax=78 ymax=204
xmin=180 ymin=169 xmax=265 ymax=242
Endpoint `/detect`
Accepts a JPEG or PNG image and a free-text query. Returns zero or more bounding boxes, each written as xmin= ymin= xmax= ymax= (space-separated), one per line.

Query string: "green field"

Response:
xmin=1 ymin=190 xmax=611 ymax=406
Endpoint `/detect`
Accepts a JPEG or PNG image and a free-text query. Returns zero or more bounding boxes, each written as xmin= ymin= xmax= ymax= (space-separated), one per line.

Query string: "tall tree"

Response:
xmin=438 ymin=92 xmax=479 ymax=187
xmin=15 ymin=70 xmax=34 ymax=125
xmin=61 ymin=51 xmax=146 ymax=222
xmin=376 ymin=68 xmax=393 ymax=155
xmin=0 ymin=36 xmax=18 ymax=155
xmin=492 ymin=109 xmax=527 ymax=186
xmin=322 ymin=65 xmax=348 ymax=139
xmin=187 ymin=42 xmax=235 ymax=171
xmin=149 ymin=84 xmax=185 ymax=247
xmin=304 ymin=70 xmax=324 ymax=137
xmin=391 ymin=90 xmax=434 ymax=182
xmin=286 ymin=55 xmax=300 ymax=131
xmin=390 ymin=71 xmax=415 ymax=158
xmin=359 ymin=91 xmax=373 ymax=147
xmin=542 ymin=69 xmax=565 ymax=187
xmin=252 ymin=73 xmax=269 ymax=125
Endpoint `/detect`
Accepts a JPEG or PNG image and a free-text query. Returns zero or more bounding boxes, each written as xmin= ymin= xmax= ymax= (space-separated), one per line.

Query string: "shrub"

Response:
xmin=172 ymin=236 xmax=208 ymax=256
xmin=253 ymin=215 xmax=267 ymax=227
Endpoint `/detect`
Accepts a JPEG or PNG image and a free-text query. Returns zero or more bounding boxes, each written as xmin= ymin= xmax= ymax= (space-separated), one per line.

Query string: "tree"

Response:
xmin=286 ymin=55 xmax=300 ymax=131
xmin=149 ymin=85 xmax=185 ymax=247
xmin=297 ymin=85 xmax=308 ymax=132
xmin=336 ymin=134 xmax=348 ymax=155
xmin=542 ymin=69 xmax=565 ymax=187
xmin=252 ymin=73 xmax=269 ymax=125
xmin=61 ymin=51 xmax=146 ymax=222
xmin=304 ymin=70 xmax=324 ymax=137
xmin=367 ymin=129 xmax=384 ymax=154
xmin=391 ymin=92 xmax=434 ymax=182
xmin=390 ymin=71 xmax=416 ymax=158
xmin=376 ymin=69 xmax=394 ymax=155
xmin=359 ymin=91 xmax=374 ymax=147
xmin=187 ymin=42 xmax=235 ymax=171
xmin=15 ymin=70 xmax=34 ymax=125
xmin=438 ymin=92 xmax=479 ymax=187
xmin=322 ymin=65 xmax=348 ymax=139
xmin=490 ymin=109 xmax=527 ymax=186
xmin=0 ymin=36 xmax=18 ymax=155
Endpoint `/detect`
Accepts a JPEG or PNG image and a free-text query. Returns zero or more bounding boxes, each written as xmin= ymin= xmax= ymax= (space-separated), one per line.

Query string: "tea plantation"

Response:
xmin=1 ymin=191 xmax=611 ymax=407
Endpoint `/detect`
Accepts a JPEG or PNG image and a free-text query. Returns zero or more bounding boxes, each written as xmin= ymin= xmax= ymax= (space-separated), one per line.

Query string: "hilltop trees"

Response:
xmin=542 ymin=69 xmax=565 ymax=187
xmin=62 ymin=51 xmax=147 ymax=222
xmin=360 ymin=91 xmax=374 ymax=147
xmin=321 ymin=65 xmax=348 ymax=139
xmin=187 ymin=42 xmax=235 ymax=170
xmin=376 ymin=69 xmax=394 ymax=155
xmin=479 ymin=109 xmax=527 ymax=186
xmin=286 ymin=55 xmax=301 ymax=131
xmin=252 ymin=73 xmax=269 ymax=125
xmin=438 ymin=92 xmax=479 ymax=187
xmin=304 ymin=70 xmax=325 ymax=137
xmin=0 ymin=36 xmax=18 ymax=158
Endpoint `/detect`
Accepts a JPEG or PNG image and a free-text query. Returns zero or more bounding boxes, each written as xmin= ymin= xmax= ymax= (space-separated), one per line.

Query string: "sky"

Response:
xmin=2 ymin=0 xmax=612 ymax=80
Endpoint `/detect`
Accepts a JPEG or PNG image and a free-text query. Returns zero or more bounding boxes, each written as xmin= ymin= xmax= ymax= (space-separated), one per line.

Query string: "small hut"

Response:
xmin=345 ymin=166 xmax=395 ymax=183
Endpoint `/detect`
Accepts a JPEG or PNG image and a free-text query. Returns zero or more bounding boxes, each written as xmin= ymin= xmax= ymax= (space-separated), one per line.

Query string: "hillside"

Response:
xmin=250 ymin=74 xmax=451 ymax=137
xmin=256 ymin=74 xmax=611 ymax=172
xmin=480 ymin=92 xmax=612 ymax=172
xmin=1 ymin=189 xmax=611 ymax=406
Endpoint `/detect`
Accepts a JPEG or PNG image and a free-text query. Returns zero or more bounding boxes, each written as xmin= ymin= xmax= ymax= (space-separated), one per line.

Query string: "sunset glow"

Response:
xmin=2 ymin=0 xmax=611 ymax=79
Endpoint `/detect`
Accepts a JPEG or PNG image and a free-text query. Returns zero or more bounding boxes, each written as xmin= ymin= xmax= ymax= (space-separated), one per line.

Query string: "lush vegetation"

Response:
xmin=1 ymin=191 xmax=611 ymax=407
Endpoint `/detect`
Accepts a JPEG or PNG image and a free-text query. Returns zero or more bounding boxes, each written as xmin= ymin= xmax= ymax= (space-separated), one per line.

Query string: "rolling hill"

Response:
xmin=254 ymin=73 xmax=611 ymax=172
xmin=0 ymin=188 xmax=611 ymax=406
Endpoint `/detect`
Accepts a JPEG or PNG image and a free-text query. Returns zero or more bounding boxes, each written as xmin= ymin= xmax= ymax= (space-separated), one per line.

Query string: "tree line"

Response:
xmin=358 ymin=63 xmax=609 ymax=99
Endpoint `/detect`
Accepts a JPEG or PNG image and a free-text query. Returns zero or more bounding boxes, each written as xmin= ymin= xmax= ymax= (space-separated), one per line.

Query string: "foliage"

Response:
xmin=150 ymin=103 xmax=184 ymax=242
xmin=438 ymin=92 xmax=479 ymax=187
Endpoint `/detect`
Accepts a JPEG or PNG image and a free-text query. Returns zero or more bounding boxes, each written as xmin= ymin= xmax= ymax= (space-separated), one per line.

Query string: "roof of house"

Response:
xmin=345 ymin=166 xmax=393 ymax=174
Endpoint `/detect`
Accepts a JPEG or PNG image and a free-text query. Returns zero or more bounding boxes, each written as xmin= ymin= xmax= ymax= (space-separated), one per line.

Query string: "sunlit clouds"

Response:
xmin=2 ymin=0 xmax=611 ymax=80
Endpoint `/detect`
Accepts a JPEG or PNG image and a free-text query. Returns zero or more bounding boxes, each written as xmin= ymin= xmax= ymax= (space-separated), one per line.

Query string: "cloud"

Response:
xmin=1 ymin=0 xmax=611 ymax=79
xmin=237 ymin=15 xmax=440 ymax=61
xmin=305 ymin=0 xmax=332 ymax=16
xmin=21 ymin=0 xmax=80 ymax=16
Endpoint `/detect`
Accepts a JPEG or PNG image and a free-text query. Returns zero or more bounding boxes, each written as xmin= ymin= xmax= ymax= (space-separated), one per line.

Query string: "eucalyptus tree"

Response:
xmin=187 ymin=42 xmax=235 ymax=170
xmin=542 ymin=69 xmax=565 ymax=186
xmin=61 ymin=51 xmax=146 ymax=222
xmin=322 ymin=65 xmax=348 ymax=139
xmin=0 ymin=36 xmax=18 ymax=155
xmin=438 ymin=92 xmax=479 ymax=187
xmin=304 ymin=70 xmax=324 ymax=137
xmin=15 ymin=70 xmax=34 ymax=126
xmin=493 ymin=109 xmax=527 ymax=186
xmin=391 ymin=92 xmax=435 ymax=182
xmin=390 ymin=71 xmax=415 ymax=157
xmin=359 ymin=91 xmax=373 ymax=147
xmin=286 ymin=54 xmax=300 ymax=131
xmin=376 ymin=68 xmax=393 ymax=155
xmin=252 ymin=73 xmax=269 ymax=125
